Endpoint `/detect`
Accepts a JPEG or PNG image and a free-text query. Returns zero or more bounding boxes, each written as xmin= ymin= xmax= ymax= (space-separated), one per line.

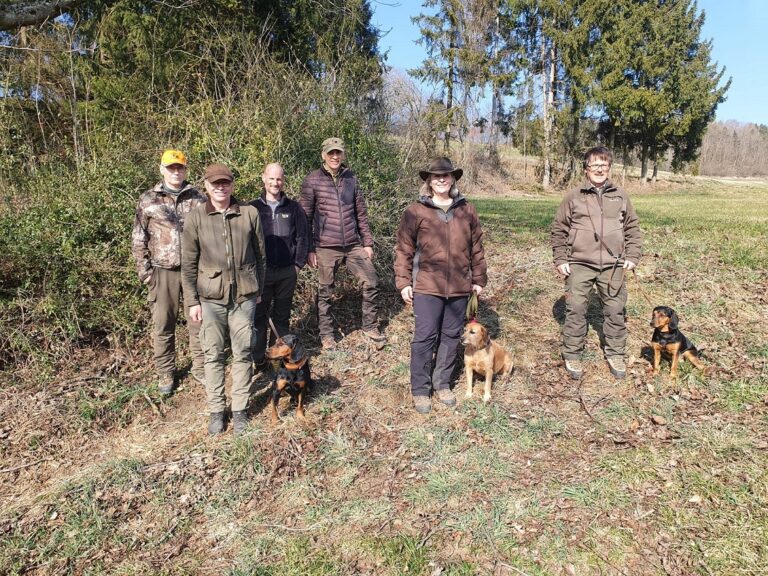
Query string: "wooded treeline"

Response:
xmin=699 ymin=121 xmax=768 ymax=178
xmin=410 ymin=0 xmax=730 ymax=185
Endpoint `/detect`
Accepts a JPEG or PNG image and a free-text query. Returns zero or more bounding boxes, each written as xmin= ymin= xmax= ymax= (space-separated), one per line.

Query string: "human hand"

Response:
xmin=472 ymin=284 xmax=483 ymax=296
xmin=400 ymin=286 xmax=413 ymax=304
xmin=256 ymin=296 xmax=262 ymax=304
xmin=308 ymin=252 xmax=317 ymax=268
xmin=556 ymin=263 xmax=571 ymax=276
xmin=622 ymin=260 xmax=636 ymax=271
xmin=189 ymin=304 xmax=202 ymax=323
xmin=364 ymin=246 xmax=374 ymax=260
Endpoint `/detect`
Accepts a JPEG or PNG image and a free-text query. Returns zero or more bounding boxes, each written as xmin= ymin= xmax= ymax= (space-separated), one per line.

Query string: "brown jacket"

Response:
xmin=181 ymin=198 xmax=266 ymax=307
xmin=395 ymin=196 xmax=487 ymax=297
xmin=299 ymin=165 xmax=373 ymax=249
xmin=551 ymin=180 xmax=642 ymax=269
xmin=131 ymin=182 xmax=206 ymax=282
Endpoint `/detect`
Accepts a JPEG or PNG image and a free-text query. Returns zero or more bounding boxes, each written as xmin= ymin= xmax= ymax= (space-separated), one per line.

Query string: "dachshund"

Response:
xmin=462 ymin=320 xmax=514 ymax=402
xmin=650 ymin=306 xmax=707 ymax=377
xmin=265 ymin=334 xmax=312 ymax=424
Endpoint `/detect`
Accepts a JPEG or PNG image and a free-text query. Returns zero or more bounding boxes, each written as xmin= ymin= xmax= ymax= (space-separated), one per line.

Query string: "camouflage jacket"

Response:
xmin=131 ymin=182 xmax=206 ymax=282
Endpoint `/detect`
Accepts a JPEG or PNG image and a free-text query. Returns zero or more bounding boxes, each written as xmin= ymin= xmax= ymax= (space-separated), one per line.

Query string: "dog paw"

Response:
xmin=482 ymin=394 xmax=491 ymax=403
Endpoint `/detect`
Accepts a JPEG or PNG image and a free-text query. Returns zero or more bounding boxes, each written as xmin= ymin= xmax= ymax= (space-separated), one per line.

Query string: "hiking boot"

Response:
xmin=232 ymin=410 xmax=249 ymax=436
xmin=607 ymin=357 xmax=626 ymax=380
xmin=158 ymin=374 xmax=176 ymax=397
xmin=321 ymin=335 xmax=336 ymax=350
xmin=564 ymin=359 xmax=584 ymax=380
xmin=363 ymin=328 xmax=387 ymax=343
xmin=435 ymin=388 xmax=457 ymax=407
xmin=208 ymin=412 xmax=225 ymax=436
xmin=413 ymin=395 xmax=431 ymax=414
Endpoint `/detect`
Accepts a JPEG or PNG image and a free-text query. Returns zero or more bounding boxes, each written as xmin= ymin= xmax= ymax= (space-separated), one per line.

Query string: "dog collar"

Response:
xmin=284 ymin=357 xmax=308 ymax=371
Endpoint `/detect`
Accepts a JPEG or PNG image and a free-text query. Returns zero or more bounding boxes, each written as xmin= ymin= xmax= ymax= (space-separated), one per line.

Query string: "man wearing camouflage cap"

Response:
xmin=300 ymin=137 xmax=386 ymax=350
xmin=131 ymin=149 xmax=206 ymax=396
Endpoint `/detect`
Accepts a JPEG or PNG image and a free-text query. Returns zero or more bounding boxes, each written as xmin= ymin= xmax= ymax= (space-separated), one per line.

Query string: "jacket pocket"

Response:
xmin=238 ymin=263 xmax=261 ymax=297
xmin=198 ymin=268 xmax=224 ymax=300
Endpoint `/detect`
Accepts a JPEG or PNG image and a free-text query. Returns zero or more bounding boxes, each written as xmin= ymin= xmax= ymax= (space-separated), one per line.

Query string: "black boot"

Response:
xmin=232 ymin=410 xmax=249 ymax=436
xmin=208 ymin=412 xmax=225 ymax=436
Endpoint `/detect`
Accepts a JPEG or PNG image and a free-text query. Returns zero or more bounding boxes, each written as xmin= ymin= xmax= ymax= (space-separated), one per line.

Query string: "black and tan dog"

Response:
xmin=462 ymin=320 xmax=514 ymax=402
xmin=265 ymin=334 xmax=312 ymax=424
xmin=650 ymin=306 xmax=707 ymax=377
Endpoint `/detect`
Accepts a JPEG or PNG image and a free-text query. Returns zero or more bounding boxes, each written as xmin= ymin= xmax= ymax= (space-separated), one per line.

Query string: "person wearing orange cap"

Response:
xmin=131 ymin=149 xmax=207 ymax=396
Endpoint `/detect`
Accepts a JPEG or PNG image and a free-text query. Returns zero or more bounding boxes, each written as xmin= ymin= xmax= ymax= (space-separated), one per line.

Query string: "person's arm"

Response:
xmin=469 ymin=204 xmax=488 ymax=289
xmin=622 ymin=195 xmax=642 ymax=269
xmin=131 ymin=196 xmax=153 ymax=283
xmin=294 ymin=201 xmax=309 ymax=270
xmin=253 ymin=210 xmax=266 ymax=302
xmin=394 ymin=208 xmax=417 ymax=303
xmin=299 ymin=174 xmax=317 ymax=267
xmin=551 ymin=196 xmax=573 ymax=276
xmin=181 ymin=210 xmax=202 ymax=321
xmin=353 ymin=177 xmax=374 ymax=255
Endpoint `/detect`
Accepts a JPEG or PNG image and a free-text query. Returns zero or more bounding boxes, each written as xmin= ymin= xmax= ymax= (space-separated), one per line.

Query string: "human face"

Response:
xmin=585 ymin=156 xmax=611 ymax=187
xmin=429 ymin=172 xmax=454 ymax=198
xmin=262 ymin=164 xmax=284 ymax=200
xmin=204 ymin=178 xmax=233 ymax=210
xmin=160 ymin=163 xmax=186 ymax=190
xmin=322 ymin=149 xmax=345 ymax=172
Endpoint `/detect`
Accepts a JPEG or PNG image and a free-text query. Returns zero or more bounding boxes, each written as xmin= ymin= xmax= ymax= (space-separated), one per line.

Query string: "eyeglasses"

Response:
xmin=586 ymin=163 xmax=610 ymax=171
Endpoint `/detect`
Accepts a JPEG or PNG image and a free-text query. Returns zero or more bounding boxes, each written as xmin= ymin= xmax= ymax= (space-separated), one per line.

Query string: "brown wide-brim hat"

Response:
xmin=419 ymin=156 xmax=463 ymax=181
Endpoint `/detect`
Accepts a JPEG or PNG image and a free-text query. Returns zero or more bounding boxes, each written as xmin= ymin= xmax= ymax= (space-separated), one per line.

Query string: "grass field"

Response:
xmin=1 ymin=181 xmax=767 ymax=575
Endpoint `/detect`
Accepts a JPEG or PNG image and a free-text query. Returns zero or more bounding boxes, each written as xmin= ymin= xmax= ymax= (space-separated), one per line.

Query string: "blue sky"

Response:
xmin=372 ymin=0 xmax=767 ymax=126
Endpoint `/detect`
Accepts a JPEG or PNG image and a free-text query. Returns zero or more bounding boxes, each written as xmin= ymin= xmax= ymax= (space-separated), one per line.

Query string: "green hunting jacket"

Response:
xmin=551 ymin=180 xmax=642 ymax=269
xmin=182 ymin=197 xmax=266 ymax=307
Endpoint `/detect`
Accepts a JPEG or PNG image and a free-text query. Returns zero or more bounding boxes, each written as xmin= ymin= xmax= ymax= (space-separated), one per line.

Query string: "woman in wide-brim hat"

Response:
xmin=394 ymin=157 xmax=488 ymax=414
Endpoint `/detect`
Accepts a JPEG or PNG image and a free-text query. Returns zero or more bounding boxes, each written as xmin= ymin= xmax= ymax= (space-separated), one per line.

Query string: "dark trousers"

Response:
xmin=410 ymin=293 xmax=468 ymax=398
xmin=316 ymin=246 xmax=380 ymax=337
xmin=253 ymin=265 xmax=298 ymax=361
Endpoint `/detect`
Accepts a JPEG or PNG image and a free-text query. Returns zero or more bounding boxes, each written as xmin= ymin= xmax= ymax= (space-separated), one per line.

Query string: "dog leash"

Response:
xmin=466 ymin=291 xmax=478 ymax=322
xmin=630 ymin=269 xmax=654 ymax=307
xmin=268 ymin=317 xmax=284 ymax=344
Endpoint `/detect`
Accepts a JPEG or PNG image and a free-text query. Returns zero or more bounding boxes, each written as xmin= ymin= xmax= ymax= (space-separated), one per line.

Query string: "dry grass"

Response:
xmin=1 ymin=179 xmax=767 ymax=575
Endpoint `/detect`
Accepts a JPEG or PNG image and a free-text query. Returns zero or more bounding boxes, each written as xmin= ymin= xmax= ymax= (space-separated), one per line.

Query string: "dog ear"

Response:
xmin=669 ymin=309 xmax=679 ymax=330
xmin=290 ymin=341 xmax=306 ymax=363
xmin=480 ymin=325 xmax=490 ymax=345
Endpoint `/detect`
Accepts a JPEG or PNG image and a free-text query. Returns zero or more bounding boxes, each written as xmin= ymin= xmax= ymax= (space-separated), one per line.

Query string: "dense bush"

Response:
xmin=0 ymin=6 xmax=412 ymax=374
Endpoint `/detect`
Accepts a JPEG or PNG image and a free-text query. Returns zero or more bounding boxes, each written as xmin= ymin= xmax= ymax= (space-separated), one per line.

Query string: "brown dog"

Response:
xmin=650 ymin=306 xmax=707 ymax=377
xmin=462 ymin=320 xmax=513 ymax=402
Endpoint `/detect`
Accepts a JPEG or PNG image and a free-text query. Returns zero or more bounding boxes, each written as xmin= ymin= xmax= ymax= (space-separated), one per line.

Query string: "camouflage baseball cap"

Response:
xmin=321 ymin=137 xmax=345 ymax=154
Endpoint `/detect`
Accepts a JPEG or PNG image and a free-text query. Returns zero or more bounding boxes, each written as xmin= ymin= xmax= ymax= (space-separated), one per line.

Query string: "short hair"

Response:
xmin=583 ymin=146 xmax=613 ymax=168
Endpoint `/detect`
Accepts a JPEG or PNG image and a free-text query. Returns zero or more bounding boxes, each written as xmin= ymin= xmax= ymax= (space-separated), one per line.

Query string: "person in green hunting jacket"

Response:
xmin=182 ymin=163 xmax=266 ymax=437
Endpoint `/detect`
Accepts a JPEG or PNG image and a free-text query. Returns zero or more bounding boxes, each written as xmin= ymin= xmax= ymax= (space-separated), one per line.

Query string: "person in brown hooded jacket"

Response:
xmin=551 ymin=146 xmax=642 ymax=380
xmin=395 ymin=157 xmax=487 ymax=414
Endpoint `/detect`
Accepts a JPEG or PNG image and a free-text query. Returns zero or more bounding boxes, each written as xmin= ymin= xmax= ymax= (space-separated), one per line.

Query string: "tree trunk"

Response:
xmin=640 ymin=144 xmax=649 ymax=182
xmin=541 ymin=40 xmax=555 ymax=189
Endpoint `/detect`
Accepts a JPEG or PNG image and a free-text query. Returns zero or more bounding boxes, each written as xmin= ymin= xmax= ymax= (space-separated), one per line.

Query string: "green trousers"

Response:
xmin=148 ymin=267 xmax=204 ymax=378
xmin=562 ymin=263 xmax=627 ymax=360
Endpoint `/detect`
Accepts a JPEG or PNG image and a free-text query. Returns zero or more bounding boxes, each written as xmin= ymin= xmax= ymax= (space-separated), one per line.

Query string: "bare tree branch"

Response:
xmin=0 ymin=0 xmax=85 ymax=31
